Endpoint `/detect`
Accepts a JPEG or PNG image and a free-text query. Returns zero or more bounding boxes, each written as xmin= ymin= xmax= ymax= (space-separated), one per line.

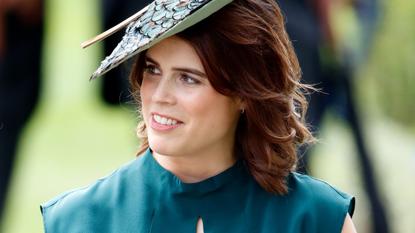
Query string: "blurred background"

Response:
xmin=0 ymin=0 xmax=414 ymax=232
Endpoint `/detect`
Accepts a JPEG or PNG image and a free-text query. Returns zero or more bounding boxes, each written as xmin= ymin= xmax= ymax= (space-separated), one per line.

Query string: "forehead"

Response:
xmin=145 ymin=36 xmax=203 ymax=69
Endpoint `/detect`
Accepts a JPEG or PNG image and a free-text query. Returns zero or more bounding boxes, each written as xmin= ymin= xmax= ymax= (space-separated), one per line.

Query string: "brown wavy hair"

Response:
xmin=129 ymin=0 xmax=315 ymax=195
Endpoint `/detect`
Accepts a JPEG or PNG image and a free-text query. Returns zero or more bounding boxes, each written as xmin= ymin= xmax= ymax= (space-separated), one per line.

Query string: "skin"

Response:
xmin=196 ymin=217 xmax=203 ymax=233
xmin=140 ymin=35 xmax=243 ymax=184
xmin=140 ymin=35 xmax=356 ymax=233
xmin=342 ymin=213 xmax=357 ymax=233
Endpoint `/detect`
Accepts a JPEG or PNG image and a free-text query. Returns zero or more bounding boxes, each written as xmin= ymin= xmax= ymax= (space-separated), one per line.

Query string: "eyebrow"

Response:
xmin=145 ymin=56 xmax=207 ymax=78
xmin=145 ymin=56 xmax=160 ymax=67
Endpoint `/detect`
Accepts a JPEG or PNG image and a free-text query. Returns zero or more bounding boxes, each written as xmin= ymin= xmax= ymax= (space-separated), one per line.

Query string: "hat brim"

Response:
xmin=88 ymin=0 xmax=233 ymax=80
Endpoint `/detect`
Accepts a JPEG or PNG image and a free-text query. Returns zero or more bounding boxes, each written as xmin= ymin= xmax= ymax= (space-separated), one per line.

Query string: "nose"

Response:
xmin=151 ymin=76 xmax=176 ymax=105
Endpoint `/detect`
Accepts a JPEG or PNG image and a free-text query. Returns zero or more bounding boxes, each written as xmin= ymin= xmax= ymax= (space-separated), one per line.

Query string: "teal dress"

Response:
xmin=41 ymin=148 xmax=355 ymax=232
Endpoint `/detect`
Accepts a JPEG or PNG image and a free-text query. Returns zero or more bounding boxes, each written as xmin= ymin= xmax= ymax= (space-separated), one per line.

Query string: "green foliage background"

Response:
xmin=357 ymin=0 xmax=415 ymax=129
xmin=0 ymin=0 xmax=414 ymax=232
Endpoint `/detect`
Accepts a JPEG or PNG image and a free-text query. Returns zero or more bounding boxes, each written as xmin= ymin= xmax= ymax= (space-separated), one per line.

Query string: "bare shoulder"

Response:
xmin=341 ymin=213 xmax=357 ymax=233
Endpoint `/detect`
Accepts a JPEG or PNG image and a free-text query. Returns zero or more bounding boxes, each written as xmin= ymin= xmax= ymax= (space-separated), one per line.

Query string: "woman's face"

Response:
xmin=140 ymin=36 xmax=242 ymax=158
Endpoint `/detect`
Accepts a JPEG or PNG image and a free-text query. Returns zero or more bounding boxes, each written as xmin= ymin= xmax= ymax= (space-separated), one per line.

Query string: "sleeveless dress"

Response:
xmin=40 ymin=148 xmax=355 ymax=232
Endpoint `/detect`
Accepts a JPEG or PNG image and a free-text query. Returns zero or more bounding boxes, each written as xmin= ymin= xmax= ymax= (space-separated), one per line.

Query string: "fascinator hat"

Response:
xmin=82 ymin=0 xmax=233 ymax=80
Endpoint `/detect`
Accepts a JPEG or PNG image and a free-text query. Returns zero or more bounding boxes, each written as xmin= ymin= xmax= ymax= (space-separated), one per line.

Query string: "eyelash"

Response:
xmin=180 ymin=75 xmax=200 ymax=85
xmin=144 ymin=64 xmax=201 ymax=85
xmin=144 ymin=65 xmax=160 ymax=75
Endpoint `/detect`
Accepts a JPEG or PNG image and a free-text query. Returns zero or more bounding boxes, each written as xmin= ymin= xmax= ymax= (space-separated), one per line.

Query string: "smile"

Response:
xmin=153 ymin=114 xmax=178 ymax=125
xmin=150 ymin=114 xmax=182 ymax=131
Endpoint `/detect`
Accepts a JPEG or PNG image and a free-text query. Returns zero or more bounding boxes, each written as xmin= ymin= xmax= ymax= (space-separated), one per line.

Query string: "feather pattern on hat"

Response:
xmin=90 ymin=0 xmax=211 ymax=80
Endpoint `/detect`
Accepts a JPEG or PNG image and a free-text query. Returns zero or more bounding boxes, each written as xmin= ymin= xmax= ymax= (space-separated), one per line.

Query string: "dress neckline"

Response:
xmin=143 ymin=147 xmax=246 ymax=196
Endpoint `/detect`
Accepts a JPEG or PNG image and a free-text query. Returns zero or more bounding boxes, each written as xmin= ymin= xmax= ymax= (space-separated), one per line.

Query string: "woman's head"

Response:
xmin=130 ymin=0 xmax=314 ymax=194
xmin=139 ymin=35 xmax=243 ymax=162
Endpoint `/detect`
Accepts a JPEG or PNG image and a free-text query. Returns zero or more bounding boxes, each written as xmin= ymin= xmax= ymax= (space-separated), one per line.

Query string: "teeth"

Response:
xmin=155 ymin=115 xmax=161 ymax=122
xmin=153 ymin=114 xmax=178 ymax=125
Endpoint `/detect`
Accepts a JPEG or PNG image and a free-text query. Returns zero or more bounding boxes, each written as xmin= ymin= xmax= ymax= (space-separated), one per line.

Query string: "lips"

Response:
xmin=153 ymin=114 xmax=178 ymax=125
xmin=150 ymin=113 xmax=182 ymax=131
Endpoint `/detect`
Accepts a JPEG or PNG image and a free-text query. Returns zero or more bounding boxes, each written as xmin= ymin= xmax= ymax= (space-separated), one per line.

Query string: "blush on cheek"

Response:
xmin=140 ymin=81 xmax=152 ymax=126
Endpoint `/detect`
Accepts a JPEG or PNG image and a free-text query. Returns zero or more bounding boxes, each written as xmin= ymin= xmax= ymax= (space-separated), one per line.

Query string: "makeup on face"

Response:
xmin=150 ymin=112 xmax=183 ymax=131
xmin=140 ymin=36 xmax=241 ymax=159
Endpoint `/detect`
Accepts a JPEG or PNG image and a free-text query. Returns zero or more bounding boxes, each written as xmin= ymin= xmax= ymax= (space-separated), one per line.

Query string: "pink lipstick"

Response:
xmin=150 ymin=115 xmax=182 ymax=131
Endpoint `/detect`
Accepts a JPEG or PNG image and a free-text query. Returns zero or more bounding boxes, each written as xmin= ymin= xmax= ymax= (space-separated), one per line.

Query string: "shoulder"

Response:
xmin=288 ymin=172 xmax=355 ymax=212
xmin=234 ymin=170 xmax=355 ymax=232
xmin=40 ymin=150 xmax=159 ymax=232
xmin=41 ymin=153 xmax=144 ymax=209
xmin=285 ymin=172 xmax=355 ymax=232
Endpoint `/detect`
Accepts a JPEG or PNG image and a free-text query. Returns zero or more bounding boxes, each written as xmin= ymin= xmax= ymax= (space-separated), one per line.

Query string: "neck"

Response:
xmin=152 ymin=148 xmax=236 ymax=183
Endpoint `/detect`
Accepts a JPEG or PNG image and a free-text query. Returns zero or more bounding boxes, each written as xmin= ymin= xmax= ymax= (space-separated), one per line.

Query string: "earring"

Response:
xmin=241 ymin=107 xmax=245 ymax=114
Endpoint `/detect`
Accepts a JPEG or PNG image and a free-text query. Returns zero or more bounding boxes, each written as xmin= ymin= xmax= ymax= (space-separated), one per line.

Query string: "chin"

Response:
xmin=148 ymin=138 xmax=178 ymax=157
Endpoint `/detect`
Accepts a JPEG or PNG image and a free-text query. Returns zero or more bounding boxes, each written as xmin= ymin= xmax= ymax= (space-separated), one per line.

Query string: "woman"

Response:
xmin=41 ymin=0 xmax=356 ymax=232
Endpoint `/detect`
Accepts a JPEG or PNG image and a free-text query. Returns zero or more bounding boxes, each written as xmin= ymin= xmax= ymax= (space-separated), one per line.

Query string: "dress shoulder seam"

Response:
xmin=43 ymin=160 xmax=132 ymax=209
xmin=295 ymin=173 xmax=350 ymax=200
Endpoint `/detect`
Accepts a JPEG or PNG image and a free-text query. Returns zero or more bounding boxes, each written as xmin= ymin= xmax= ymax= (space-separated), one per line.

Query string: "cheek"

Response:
xmin=140 ymin=79 xmax=150 ymax=103
xmin=185 ymin=91 xmax=237 ymax=128
xmin=140 ymin=78 xmax=154 ymax=122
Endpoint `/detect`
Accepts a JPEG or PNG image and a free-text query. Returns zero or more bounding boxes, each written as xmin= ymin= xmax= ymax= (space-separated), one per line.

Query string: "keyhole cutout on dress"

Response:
xmin=196 ymin=216 xmax=204 ymax=233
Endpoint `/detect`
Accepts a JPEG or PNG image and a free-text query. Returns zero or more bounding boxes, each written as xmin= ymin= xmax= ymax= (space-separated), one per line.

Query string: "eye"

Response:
xmin=145 ymin=65 xmax=161 ymax=75
xmin=181 ymin=75 xmax=200 ymax=85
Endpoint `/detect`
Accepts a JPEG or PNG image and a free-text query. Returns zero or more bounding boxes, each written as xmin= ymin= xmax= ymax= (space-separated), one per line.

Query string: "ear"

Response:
xmin=233 ymin=97 xmax=245 ymax=114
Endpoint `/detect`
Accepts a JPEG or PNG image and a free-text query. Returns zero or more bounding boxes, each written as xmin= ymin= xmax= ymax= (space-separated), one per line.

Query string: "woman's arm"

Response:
xmin=341 ymin=213 xmax=357 ymax=233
